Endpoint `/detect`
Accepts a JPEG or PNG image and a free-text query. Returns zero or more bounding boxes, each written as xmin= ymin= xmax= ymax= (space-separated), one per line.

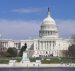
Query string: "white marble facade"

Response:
xmin=0 ymin=8 xmax=71 ymax=57
xmin=24 ymin=8 xmax=71 ymax=57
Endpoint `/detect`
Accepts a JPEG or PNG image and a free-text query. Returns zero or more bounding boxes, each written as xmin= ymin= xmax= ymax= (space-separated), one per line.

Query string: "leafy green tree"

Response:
xmin=19 ymin=43 xmax=27 ymax=57
xmin=62 ymin=50 xmax=69 ymax=57
xmin=7 ymin=47 xmax=17 ymax=57
xmin=68 ymin=44 xmax=75 ymax=57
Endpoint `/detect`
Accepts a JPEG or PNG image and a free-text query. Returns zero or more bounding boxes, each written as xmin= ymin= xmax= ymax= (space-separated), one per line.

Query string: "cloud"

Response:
xmin=12 ymin=8 xmax=42 ymax=13
xmin=0 ymin=19 xmax=75 ymax=39
xmin=56 ymin=20 xmax=75 ymax=37
xmin=0 ymin=20 xmax=41 ymax=39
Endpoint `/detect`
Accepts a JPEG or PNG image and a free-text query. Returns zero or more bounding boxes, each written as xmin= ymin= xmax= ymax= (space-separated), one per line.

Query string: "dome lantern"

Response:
xmin=42 ymin=8 xmax=56 ymax=25
xmin=48 ymin=7 xmax=50 ymax=17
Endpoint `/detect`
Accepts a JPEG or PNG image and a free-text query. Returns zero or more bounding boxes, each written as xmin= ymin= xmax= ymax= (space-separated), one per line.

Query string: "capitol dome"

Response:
xmin=39 ymin=8 xmax=59 ymax=38
xmin=42 ymin=9 xmax=56 ymax=25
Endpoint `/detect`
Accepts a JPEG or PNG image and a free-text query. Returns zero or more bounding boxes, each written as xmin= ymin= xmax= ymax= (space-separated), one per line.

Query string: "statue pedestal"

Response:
xmin=21 ymin=52 xmax=30 ymax=63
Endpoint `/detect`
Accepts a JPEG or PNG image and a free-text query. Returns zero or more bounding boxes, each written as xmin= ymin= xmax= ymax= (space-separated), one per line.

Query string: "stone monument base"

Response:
xmin=21 ymin=52 xmax=30 ymax=63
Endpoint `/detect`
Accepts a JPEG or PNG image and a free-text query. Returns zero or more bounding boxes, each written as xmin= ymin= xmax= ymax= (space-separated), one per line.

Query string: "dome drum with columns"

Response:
xmin=39 ymin=8 xmax=59 ymax=38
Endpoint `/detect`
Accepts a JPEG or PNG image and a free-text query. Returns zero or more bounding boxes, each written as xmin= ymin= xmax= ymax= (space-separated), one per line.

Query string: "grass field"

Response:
xmin=29 ymin=57 xmax=75 ymax=64
xmin=0 ymin=57 xmax=75 ymax=64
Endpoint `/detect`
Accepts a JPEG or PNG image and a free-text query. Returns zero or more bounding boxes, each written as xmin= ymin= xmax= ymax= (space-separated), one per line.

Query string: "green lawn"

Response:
xmin=41 ymin=57 xmax=75 ymax=64
xmin=0 ymin=57 xmax=22 ymax=64
xmin=29 ymin=57 xmax=75 ymax=64
xmin=0 ymin=57 xmax=75 ymax=64
xmin=0 ymin=60 xmax=9 ymax=64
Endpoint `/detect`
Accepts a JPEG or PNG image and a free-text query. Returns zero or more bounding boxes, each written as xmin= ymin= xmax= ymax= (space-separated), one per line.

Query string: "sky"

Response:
xmin=0 ymin=0 xmax=75 ymax=40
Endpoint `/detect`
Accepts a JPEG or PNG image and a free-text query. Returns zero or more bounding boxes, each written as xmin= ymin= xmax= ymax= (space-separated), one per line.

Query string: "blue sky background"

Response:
xmin=0 ymin=0 xmax=75 ymax=40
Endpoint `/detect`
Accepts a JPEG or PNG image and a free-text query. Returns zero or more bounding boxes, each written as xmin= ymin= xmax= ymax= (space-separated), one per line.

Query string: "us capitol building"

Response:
xmin=0 ymin=8 xmax=72 ymax=57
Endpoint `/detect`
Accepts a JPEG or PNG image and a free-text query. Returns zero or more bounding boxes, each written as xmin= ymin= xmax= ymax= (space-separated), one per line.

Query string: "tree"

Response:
xmin=19 ymin=43 xmax=27 ymax=57
xmin=62 ymin=50 xmax=69 ymax=57
xmin=7 ymin=47 xmax=17 ymax=57
xmin=68 ymin=44 xmax=75 ymax=57
xmin=0 ymin=42 xmax=7 ymax=56
xmin=71 ymin=35 xmax=75 ymax=44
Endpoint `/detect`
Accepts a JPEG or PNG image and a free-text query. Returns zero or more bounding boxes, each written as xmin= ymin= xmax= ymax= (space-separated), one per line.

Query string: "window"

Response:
xmin=53 ymin=41 xmax=56 ymax=47
xmin=51 ymin=31 xmax=52 ymax=35
xmin=50 ymin=41 xmax=51 ymax=46
xmin=46 ymin=51 xmax=47 ymax=54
